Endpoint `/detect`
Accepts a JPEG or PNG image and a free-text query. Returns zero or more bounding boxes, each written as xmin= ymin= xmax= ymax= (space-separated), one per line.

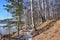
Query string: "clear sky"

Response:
xmin=0 ymin=0 xmax=12 ymax=20
xmin=0 ymin=0 xmax=28 ymax=20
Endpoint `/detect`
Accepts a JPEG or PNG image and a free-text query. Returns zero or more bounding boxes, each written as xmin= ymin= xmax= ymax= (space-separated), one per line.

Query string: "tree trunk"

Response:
xmin=17 ymin=14 xmax=21 ymax=37
xmin=46 ymin=0 xmax=50 ymax=19
xmin=9 ymin=28 xmax=11 ymax=40
xmin=17 ymin=21 xmax=20 ymax=37
xmin=30 ymin=0 xmax=37 ymax=31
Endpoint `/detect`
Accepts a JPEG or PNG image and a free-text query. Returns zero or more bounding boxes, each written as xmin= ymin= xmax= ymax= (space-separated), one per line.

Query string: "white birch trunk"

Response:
xmin=30 ymin=0 xmax=34 ymax=28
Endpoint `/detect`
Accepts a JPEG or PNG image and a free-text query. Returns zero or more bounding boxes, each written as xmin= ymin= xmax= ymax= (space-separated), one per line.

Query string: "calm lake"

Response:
xmin=0 ymin=22 xmax=17 ymax=35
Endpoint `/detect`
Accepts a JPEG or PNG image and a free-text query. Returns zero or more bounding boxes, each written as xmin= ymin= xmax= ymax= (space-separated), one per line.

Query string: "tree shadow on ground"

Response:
xmin=32 ymin=20 xmax=56 ymax=37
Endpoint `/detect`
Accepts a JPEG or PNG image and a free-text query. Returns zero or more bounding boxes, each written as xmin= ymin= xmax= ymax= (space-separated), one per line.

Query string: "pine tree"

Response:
xmin=4 ymin=0 xmax=23 ymax=37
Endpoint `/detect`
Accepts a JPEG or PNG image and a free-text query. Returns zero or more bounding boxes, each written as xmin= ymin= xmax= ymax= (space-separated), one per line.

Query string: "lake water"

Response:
xmin=0 ymin=22 xmax=7 ymax=24
xmin=0 ymin=22 xmax=7 ymax=26
xmin=0 ymin=22 xmax=17 ymax=35
xmin=0 ymin=22 xmax=33 ymax=40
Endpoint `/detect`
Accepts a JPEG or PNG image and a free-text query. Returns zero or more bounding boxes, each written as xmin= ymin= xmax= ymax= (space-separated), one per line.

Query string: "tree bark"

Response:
xmin=17 ymin=15 xmax=21 ymax=37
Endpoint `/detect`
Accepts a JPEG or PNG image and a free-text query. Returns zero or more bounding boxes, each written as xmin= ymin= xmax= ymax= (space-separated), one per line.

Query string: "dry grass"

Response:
xmin=37 ymin=20 xmax=53 ymax=30
xmin=33 ymin=20 xmax=60 ymax=40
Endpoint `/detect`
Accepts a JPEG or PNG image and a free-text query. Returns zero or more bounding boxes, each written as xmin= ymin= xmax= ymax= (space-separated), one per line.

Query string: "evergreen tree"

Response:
xmin=4 ymin=0 xmax=23 ymax=37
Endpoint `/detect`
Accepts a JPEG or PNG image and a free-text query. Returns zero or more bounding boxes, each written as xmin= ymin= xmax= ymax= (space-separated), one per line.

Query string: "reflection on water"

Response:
xmin=0 ymin=26 xmax=17 ymax=35
xmin=0 ymin=22 xmax=17 ymax=35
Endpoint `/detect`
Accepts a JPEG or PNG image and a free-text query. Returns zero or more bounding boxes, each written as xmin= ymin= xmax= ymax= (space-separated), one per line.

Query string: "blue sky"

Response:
xmin=0 ymin=0 xmax=12 ymax=20
xmin=0 ymin=0 xmax=28 ymax=20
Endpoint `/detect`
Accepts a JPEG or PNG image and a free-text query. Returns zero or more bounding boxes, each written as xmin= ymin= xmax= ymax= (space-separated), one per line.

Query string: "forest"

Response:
xmin=0 ymin=0 xmax=60 ymax=40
